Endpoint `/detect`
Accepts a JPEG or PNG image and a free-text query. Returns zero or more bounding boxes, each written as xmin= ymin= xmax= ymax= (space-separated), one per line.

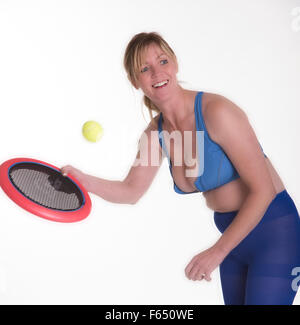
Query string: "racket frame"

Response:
xmin=0 ymin=157 xmax=92 ymax=223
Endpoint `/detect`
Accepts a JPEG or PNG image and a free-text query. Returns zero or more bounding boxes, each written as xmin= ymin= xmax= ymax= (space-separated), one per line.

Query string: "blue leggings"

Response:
xmin=214 ymin=190 xmax=300 ymax=305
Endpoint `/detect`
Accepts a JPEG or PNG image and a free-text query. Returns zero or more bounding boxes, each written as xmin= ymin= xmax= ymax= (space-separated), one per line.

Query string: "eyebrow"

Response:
xmin=142 ymin=53 xmax=166 ymax=65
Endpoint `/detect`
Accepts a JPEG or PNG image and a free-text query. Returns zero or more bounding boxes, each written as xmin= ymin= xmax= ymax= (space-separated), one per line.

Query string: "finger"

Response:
xmin=195 ymin=270 xmax=206 ymax=281
xmin=61 ymin=165 xmax=72 ymax=176
xmin=185 ymin=256 xmax=198 ymax=277
xmin=185 ymin=267 xmax=192 ymax=279
xmin=185 ymin=268 xmax=193 ymax=280
xmin=199 ymin=274 xmax=206 ymax=281
xmin=185 ymin=263 xmax=197 ymax=280
xmin=203 ymin=271 xmax=211 ymax=281
xmin=189 ymin=265 xmax=201 ymax=281
xmin=61 ymin=168 xmax=68 ymax=177
xmin=185 ymin=263 xmax=194 ymax=278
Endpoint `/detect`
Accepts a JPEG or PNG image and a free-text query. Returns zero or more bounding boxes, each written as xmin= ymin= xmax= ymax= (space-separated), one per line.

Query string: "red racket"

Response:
xmin=0 ymin=158 xmax=92 ymax=223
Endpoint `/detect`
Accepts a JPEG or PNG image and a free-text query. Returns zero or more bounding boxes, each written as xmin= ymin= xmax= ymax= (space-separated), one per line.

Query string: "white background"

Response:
xmin=0 ymin=0 xmax=299 ymax=304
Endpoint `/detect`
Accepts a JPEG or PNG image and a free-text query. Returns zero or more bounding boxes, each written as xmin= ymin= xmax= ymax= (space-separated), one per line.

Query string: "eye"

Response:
xmin=141 ymin=66 xmax=148 ymax=73
xmin=140 ymin=59 xmax=168 ymax=73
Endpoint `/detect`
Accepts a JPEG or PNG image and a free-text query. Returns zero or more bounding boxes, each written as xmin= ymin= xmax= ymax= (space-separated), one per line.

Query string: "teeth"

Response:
xmin=153 ymin=80 xmax=168 ymax=88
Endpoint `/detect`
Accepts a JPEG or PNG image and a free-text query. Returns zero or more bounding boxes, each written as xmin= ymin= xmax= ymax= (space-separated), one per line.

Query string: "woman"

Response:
xmin=61 ymin=32 xmax=300 ymax=305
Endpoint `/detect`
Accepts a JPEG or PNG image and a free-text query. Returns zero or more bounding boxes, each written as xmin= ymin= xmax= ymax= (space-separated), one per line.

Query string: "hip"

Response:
xmin=213 ymin=190 xmax=300 ymax=262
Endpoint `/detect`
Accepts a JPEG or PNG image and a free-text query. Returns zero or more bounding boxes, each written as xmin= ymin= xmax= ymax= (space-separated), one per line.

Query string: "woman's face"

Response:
xmin=134 ymin=43 xmax=178 ymax=101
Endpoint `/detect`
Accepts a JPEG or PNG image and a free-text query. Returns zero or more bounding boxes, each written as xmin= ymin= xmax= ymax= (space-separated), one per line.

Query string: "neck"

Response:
xmin=153 ymin=87 xmax=195 ymax=130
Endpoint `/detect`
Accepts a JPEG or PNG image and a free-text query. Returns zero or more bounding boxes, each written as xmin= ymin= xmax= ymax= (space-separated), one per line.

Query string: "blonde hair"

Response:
xmin=123 ymin=32 xmax=178 ymax=127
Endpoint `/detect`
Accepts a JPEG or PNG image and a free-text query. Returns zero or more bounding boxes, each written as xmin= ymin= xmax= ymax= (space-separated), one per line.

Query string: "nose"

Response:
xmin=150 ymin=65 xmax=161 ymax=78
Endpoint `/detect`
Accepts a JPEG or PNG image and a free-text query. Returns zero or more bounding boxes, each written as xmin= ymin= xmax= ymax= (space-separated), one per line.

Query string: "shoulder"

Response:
xmin=202 ymin=93 xmax=248 ymax=144
xmin=202 ymin=92 xmax=275 ymax=194
xmin=203 ymin=93 xmax=247 ymax=122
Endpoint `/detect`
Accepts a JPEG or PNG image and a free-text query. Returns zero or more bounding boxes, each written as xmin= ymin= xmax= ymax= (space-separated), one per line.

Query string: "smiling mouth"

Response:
xmin=152 ymin=80 xmax=169 ymax=89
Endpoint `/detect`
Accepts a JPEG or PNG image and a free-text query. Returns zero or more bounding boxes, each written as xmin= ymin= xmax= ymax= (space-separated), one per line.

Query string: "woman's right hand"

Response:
xmin=60 ymin=165 xmax=87 ymax=186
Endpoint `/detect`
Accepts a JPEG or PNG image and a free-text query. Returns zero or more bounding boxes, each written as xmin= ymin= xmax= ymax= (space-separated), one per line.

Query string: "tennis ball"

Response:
xmin=82 ymin=120 xmax=103 ymax=142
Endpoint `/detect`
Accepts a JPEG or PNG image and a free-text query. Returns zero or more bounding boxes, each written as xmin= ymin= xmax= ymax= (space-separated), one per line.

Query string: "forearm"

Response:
xmin=83 ymin=174 xmax=137 ymax=205
xmin=213 ymin=190 xmax=276 ymax=255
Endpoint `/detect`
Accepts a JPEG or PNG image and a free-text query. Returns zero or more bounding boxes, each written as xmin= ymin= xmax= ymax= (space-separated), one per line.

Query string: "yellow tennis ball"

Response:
xmin=82 ymin=120 xmax=103 ymax=142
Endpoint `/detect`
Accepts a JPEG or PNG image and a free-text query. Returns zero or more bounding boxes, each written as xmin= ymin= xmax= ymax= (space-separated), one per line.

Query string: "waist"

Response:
xmin=203 ymin=177 xmax=249 ymax=212
xmin=213 ymin=190 xmax=299 ymax=232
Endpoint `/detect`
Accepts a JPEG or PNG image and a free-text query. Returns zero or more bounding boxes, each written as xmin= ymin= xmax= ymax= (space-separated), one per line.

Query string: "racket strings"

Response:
xmin=9 ymin=163 xmax=83 ymax=211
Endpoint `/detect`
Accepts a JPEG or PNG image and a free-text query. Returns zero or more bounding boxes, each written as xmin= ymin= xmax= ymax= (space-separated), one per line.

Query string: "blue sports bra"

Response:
xmin=158 ymin=91 xmax=267 ymax=194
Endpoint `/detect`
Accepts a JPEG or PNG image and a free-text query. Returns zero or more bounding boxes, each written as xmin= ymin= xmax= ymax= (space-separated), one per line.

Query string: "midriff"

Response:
xmin=202 ymin=156 xmax=286 ymax=212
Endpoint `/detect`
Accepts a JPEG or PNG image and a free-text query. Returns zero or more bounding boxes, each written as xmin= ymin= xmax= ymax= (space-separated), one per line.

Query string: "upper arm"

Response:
xmin=123 ymin=115 xmax=164 ymax=201
xmin=205 ymin=97 xmax=275 ymax=196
